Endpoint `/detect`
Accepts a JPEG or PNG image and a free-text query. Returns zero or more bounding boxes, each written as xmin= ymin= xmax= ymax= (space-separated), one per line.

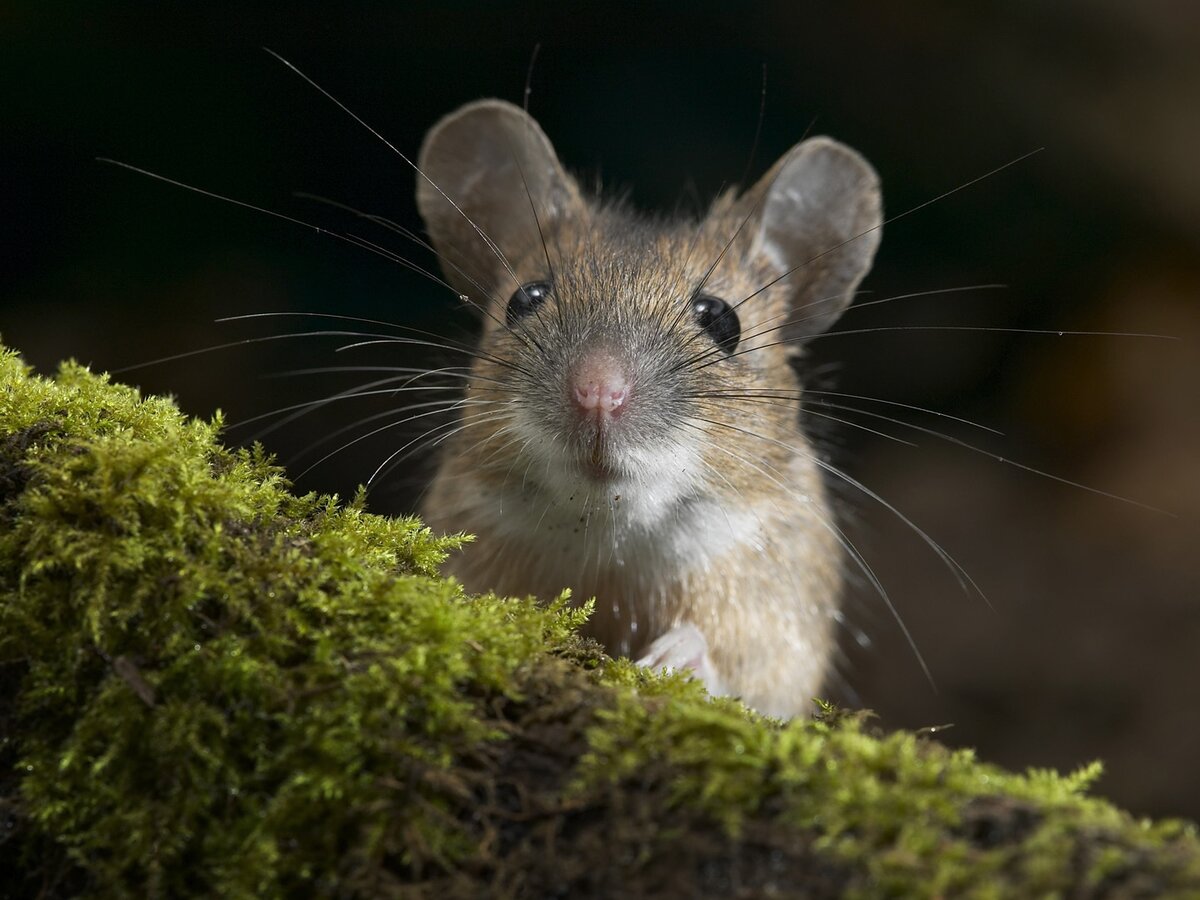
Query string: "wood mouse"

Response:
xmin=415 ymin=99 xmax=882 ymax=717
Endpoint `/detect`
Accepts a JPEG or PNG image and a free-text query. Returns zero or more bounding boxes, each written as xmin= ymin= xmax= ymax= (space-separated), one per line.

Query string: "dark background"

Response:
xmin=4 ymin=3 xmax=1198 ymax=821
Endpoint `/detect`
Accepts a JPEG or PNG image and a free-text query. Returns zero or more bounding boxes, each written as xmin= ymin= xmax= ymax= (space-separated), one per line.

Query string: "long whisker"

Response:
xmin=109 ymin=328 xmax=422 ymax=375
xmin=696 ymin=396 xmax=917 ymax=447
xmin=325 ymin=337 xmax=529 ymax=379
xmin=733 ymin=148 xmax=1046 ymax=313
xmin=368 ymin=406 xmax=516 ymax=487
xmin=835 ymin=283 xmax=1008 ymax=316
xmin=262 ymin=48 xmax=529 ymax=303
xmin=698 ymin=387 xmax=1003 ymax=435
xmin=292 ymin=193 xmax=506 ymax=319
xmin=296 ymin=396 xmax=487 ymax=481
xmin=814 ymin=401 xmax=1171 ymax=515
xmin=99 ymin=157 xmax=338 ymax=242
xmin=698 ymin=415 xmax=987 ymax=604
xmin=229 ymin=381 xmax=463 ymax=438
xmin=216 ymin=311 xmax=500 ymax=366
xmin=383 ymin=409 xmax=519 ymax=484
xmin=692 ymin=323 xmax=1177 ymax=376
xmin=500 ymin=133 xmax=557 ymax=348
xmin=682 ymin=422 xmax=935 ymax=688
xmin=285 ymin=397 xmax=492 ymax=465
xmin=670 ymin=142 xmax=801 ymax=344
xmin=740 ymin=282 xmax=1007 ymax=351
xmin=736 ymin=63 xmax=769 ymax=189
xmin=96 ymin=158 xmax=460 ymax=303
xmin=808 ymin=324 xmax=1179 ymax=342
xmin=98 ymin=156 xmax=526 ymax=361
xmin=672 ymin=287 xmax=855 ymax=374
xmin=263 ymin=364 xmax=472 ymax=381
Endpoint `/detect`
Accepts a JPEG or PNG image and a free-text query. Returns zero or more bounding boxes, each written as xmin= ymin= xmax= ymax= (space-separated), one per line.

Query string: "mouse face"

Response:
xmin=417 ymin=101 xmax=883 ymax=533
xmin=459 ymin=214 xmax=788 ymax=527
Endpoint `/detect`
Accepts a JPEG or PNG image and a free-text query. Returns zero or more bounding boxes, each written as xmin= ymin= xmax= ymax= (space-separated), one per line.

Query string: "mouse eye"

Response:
xmin=506 ymin=280 xmax=552 ymax=327
xmin=692 ymin=294 xmax=740 ymax=354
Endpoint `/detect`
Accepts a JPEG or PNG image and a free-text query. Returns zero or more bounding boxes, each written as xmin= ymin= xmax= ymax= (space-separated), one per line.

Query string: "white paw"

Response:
xmin=636 ymin=623 xmax=725 ymax=696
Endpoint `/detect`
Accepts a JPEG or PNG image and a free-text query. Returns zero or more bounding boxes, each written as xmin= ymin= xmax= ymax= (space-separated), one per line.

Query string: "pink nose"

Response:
xmin=571 ymin=352 xmax=630 ymax=420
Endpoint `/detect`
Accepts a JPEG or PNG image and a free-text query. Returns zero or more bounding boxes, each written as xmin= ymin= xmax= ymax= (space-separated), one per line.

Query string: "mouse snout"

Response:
xmin=569 ymin=350 xmax=630 ymax=422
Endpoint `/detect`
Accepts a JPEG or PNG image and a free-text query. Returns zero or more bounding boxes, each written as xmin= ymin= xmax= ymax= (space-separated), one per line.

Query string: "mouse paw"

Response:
xmin=636 ymin=623 xmax=725 ymax=696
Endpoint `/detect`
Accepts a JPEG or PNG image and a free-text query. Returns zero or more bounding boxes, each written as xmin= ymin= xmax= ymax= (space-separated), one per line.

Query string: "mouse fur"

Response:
xmin=416 ymin=99 xmax=881 ymax=717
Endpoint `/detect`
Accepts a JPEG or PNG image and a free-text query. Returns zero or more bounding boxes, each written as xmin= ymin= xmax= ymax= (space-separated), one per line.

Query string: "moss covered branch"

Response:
xmin=1 ymin=344 xmax=1197 ymax=898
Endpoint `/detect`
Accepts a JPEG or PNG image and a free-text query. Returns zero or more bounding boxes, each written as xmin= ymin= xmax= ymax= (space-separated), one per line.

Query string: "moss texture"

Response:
xmin=1 ymin=342 xmax=1198 ymax=898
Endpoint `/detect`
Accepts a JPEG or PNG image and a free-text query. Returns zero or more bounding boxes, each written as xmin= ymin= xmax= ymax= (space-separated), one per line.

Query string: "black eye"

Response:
xmin=506 ymin=281 xmax=552 ymax=327
xmin=692 ymin=294 xmax=740 ymax=354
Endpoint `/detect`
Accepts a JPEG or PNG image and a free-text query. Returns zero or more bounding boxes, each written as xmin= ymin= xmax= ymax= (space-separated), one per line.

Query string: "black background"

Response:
xmin=4 ymin=3 xmax=1199 ymax=821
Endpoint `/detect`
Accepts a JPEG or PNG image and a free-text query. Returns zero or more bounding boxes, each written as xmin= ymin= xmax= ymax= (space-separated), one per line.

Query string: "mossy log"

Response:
xmin=1 ymin=343 xmax=1197 ymax=899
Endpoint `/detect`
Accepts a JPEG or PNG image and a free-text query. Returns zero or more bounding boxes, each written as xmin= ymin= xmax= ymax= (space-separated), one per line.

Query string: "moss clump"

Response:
xmin=0 ymin=346 xmax=593 ymax=896
xmin=1 ymin=342 xmax=1198 ymax=898
xmin=579 ymin=684 xmax=1200 ymax=897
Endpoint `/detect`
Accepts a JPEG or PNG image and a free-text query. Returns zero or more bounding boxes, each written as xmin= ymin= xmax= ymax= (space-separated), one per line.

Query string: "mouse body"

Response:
xmin=416 ymin=100 xmax=882 ymax=717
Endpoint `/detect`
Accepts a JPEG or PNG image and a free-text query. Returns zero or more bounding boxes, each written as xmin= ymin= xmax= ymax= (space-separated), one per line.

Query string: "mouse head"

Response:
xmin=417 ymin=99 xmax=880 ymax=343
xmin=416 ymin=100 xmax=881 ymax=514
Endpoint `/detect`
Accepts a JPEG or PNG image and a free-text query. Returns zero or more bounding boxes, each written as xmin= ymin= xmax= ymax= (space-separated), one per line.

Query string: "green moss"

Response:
xmin=0 ymin=347 xmax=593 ymax=896
xmin=576 ymin=680 xmax=1193 ymax=896
xmin=2 ymin=342 xmax=1199 ymax=898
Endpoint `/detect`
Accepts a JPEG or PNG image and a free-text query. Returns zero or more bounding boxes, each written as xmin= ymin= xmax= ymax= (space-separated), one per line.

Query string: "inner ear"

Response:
xmin=416 ymin=99 xmax=584 ymax=300
xmin=744 ymin=136 xmax=882 ymax=342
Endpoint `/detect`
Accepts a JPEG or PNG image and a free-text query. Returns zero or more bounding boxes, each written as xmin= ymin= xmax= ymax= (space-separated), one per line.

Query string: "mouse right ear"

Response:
xmin=416 ymin=99 xmax=584 ymax=301
xmin=743 ymin=137 xmax=882 ymax=342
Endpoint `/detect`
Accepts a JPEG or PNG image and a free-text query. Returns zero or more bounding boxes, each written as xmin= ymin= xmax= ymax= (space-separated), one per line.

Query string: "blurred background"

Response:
xmin=3 ymin=3 xmax=1197 ymax=822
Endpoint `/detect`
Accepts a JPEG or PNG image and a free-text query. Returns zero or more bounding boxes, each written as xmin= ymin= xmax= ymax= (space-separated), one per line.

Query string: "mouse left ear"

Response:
xmin=743 ymin=137 xmax=882 ymax=341
xmin=416 ymin=99 xmax=584 ymax=301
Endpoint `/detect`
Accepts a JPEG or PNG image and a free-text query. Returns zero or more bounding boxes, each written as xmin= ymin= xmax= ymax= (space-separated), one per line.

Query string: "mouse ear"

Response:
xmin=416 ymin=99 xmax=584 ymax=300
xmin=744 ymin=137 xmax=882 ymax=341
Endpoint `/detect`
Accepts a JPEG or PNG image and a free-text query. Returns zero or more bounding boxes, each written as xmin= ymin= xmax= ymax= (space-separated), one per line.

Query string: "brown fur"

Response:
xmin=416 ymin=100 xmax=881 ymax=717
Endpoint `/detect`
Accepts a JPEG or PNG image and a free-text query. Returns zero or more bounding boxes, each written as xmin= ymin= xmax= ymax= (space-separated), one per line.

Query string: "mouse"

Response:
xmin=414 ymin=99 xmax=882 ymax=718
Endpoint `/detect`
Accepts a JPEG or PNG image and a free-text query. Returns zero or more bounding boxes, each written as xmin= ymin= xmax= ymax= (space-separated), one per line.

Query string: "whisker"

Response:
xmin=110 ymin=328 xmax=422 ymax=375
xmin=262 ymin=48 xmax=531 ymax=305
xmin=691 ymin=323 xmax=1177 ymax=375
xmin=681 ymin=421 xmax=935 ymax=688
xmin=96 ymin=159 xmax=472 ymax=309
xmin=383 ymin=411 xmax=519 ymax=486
xmin=695 ymin=396 xmax=918 ymax=447
xmin=285 ymin=398 xmax=491 ymax=465
xmin=233 ymin=384 xmax=467 ymax=440
xmin=732 ymin=148 xmax=1046 ymax=313
xmin=809 ymin=324 xmax=1179 ymax=341
xmin=368 ymin=406 xmax=516 ymax=487
xmin=697 ymin=387 xmax=1003 ymax=435
xmin=292 ymin=192 xmax=515 ymax=322
xmin=670 ymin=142 xmax=799 ymax=344
xmin=295 ymin=396 xmax=480 ymax=481
xmin=671 ymin=284 xmax=872 ymax=376
xmin=320 ymin=335 xmax=535 ymax=379
xmin=736 ymin=62 xmax=769 ymax=189
xmin=217 ymin=311 xmax=497 ymax=364
xmin=238 ymin=380 xmax=463 ymax=424
xmin=263 ymin=364 xmax=474 ymax=382
xmin=835 ymin=283 xmax=1008 ymax=316
xmin=338 ymin=230 xmax=518 ymax=331
xmin=696 ymin=415 xmax=987 ymax=605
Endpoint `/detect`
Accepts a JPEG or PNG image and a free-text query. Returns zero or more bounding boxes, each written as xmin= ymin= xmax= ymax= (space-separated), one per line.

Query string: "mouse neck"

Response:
xmin=423 ymin=452 xmax=770 ymax=582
